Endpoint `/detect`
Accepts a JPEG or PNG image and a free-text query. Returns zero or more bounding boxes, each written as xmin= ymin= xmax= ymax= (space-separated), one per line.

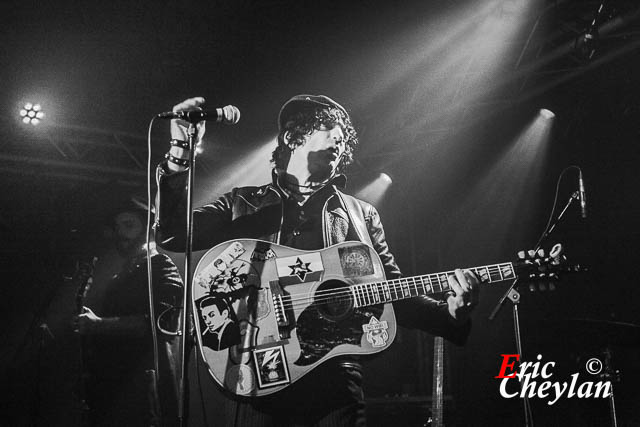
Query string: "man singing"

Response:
xmin=155 ymin=95 xmax=479 ymax=426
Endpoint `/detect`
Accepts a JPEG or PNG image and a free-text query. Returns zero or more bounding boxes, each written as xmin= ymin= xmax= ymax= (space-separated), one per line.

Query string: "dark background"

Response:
xmin=1 ymin=0 xmax=639 ymax=426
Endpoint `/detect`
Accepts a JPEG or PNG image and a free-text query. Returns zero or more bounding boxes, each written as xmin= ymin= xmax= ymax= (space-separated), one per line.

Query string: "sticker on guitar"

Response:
xmin=198 ymin=296 xmax=241 ymax=351
xmin=362 ymin=316 xmax=390 ymax=347
xmin=195 ymin=241 xmax=247 ymax=291
xmin=250 ymin=248 xmax=276 ymax=262
xmin=253 ymin=346 xmax=291 ymax=389
xmin=275 ymin=252 xmax=324 ymax=285
xmin=224 ymin=364 xmax=256 ymax=396
xmin=339 ymin=245 xmax=374 ymax=277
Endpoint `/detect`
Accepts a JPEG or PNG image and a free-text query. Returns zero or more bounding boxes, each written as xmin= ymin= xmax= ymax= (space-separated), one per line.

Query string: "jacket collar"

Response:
xmin=271 ymin=168 xmax=347 ymax=197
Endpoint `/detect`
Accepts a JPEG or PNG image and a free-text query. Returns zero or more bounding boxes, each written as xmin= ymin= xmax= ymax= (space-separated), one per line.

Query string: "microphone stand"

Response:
xmin=488 ymin=191 xmax=580 ymax=427
xmin=178 ymin=122 xmax=198 ymax=427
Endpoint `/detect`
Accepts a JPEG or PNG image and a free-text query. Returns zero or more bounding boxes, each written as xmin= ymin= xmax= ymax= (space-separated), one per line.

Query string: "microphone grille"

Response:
xmin=222 ymin=105 xmax=241 ymax=125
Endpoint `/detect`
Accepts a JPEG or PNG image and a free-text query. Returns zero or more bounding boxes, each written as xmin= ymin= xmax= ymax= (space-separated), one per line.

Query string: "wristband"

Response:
xmin=165 ymin=152 xmax=189 ymax=167
xmin=170 ymin=139 xmax=190 ymax=150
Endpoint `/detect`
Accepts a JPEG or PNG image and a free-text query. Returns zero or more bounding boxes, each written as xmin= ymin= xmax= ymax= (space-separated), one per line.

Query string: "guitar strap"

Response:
xmin=337 ymin=191 xmax=373 ymax=247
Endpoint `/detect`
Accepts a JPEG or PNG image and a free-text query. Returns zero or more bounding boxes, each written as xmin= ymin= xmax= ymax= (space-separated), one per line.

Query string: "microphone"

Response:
xmin=578 ymin=169 xmax=587 ymax=219
xmin=157 ymin=105 xmax=240 ymax=124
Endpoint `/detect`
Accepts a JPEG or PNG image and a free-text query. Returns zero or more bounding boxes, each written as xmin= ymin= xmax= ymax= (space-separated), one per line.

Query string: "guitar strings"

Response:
xmin=196 ymin=263 xmax=510 ymax=312
xmin=281 ymin=279 xmax=447 ymax=310
xmin=276 ymin=264 xmax=511 ymax=310
xmin=282 ymin=279 xmax=443 ymax=306
xmin=280 ymin=264 xmax=508 ymax=302
xmin=280 ymin=263 xmax=509 ymax=303
xmin=280 ymin=281 xmax=436 ymax=310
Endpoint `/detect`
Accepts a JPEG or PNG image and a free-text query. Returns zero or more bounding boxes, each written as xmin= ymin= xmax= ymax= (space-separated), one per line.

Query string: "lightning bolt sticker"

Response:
xmin=253 ymin=345 xmax=290 ymax=388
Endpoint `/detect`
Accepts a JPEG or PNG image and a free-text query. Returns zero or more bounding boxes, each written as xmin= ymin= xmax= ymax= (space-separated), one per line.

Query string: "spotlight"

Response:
xmin=379 ymin=173 xmax=393 ymax=185
xmin=355 ymin=172 xmax=394 ymax=205
xmin=539 ymin=109 xmax=555 ymax=120
xmin=20 ymin=102 xmax=45 ymax=125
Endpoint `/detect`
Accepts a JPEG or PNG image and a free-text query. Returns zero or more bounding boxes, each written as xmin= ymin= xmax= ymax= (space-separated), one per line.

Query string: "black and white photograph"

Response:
xmin=1 ymin=0 xmax=639 ymax=426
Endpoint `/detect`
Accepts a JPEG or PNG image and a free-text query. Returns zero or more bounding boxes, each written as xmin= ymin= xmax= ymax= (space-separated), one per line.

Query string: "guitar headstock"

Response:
xmin=74 ymin=256 xmax=98 ymax=281
xmin=513 ymin=243 xmax=584 ymax=292
xmin=74 ymin=256 xmax=98 ymax=301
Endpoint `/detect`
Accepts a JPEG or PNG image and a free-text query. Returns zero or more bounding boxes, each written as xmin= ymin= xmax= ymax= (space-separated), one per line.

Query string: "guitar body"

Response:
xmin=192 ymin=239 xmax=396 ymax=396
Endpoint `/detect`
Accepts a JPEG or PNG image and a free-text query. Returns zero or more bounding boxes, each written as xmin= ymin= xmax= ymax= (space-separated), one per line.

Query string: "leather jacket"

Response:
xmin=154 ymin=165 xmax=469 ymax=344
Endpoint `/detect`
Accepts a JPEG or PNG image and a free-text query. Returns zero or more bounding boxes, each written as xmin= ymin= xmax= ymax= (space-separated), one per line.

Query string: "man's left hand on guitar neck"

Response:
xmin=445 ymin=269 xmax=480 ymax=323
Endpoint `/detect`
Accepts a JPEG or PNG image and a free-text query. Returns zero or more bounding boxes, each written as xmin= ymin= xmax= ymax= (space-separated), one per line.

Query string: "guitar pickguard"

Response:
xmin=295 ymin=305 xmax=384 ymax=365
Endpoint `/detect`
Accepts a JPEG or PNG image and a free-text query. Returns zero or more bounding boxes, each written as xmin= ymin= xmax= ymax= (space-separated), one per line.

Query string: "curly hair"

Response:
xmin=272 ymin=106 xmax=358 ymax=174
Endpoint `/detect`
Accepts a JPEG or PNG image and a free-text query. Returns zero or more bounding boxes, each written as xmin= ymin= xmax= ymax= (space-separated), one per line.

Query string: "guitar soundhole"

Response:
xmin=314 ymin=279 xmax=354 ymax=322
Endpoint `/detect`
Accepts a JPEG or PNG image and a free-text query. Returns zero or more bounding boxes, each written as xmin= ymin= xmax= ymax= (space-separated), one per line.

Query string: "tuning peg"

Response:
xmin=537 ymin=249 xmax=545 ymax=257
xmin=550 ymin=243 xmax=563 ymax=258
xmin=528 ymin=250 xmax=536 ymax=258
xmin=518 ymin=251 xmax=526 ymax=259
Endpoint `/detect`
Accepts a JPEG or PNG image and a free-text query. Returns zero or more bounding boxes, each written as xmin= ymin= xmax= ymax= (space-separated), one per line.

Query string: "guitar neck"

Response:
xmin=350 ymin=262 xmax=515 ymax=308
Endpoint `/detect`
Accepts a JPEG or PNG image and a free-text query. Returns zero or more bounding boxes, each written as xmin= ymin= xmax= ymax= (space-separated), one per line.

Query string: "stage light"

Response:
xmin=20 ymin=102 xmax=45 ymax=125
xmin=539 ymin=109 xmax=555 ymax=119
xmin=443 ymin=110 xmax=555 ymax=255
xmin=193 ymin=138 xmax=275 ymax=207
xmin=355 ymin=172 xmax=394 ymax=206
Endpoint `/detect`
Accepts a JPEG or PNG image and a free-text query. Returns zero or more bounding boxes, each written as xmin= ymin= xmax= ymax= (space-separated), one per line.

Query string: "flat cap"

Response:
xmin=278 ymin=94 xmax=349 ymax=130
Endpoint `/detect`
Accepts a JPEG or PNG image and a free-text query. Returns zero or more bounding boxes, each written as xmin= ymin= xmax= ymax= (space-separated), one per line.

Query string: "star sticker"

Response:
xmin=288 ymin=257 xmax=312 ymax=281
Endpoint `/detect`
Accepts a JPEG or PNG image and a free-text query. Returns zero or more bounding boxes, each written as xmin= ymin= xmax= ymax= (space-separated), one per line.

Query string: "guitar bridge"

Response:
xmin=269 ymin=280 xmax=293 ymax=339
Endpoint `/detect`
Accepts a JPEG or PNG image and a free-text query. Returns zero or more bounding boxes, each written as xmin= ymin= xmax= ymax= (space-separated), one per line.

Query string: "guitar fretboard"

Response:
xmin=350 ymin=263 xmax=515 ymax=308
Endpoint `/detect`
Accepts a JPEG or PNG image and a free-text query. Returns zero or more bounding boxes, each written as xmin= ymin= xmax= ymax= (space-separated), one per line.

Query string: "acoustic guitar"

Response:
xmin=191 ymin=239 xmax=568 ymax=396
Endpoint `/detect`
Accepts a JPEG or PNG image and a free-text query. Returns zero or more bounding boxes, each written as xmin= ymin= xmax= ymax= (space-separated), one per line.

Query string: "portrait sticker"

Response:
xmin=339 ymin=245 xmax=374 ymax=278
xmin=276 ymin=252 xmax=324 ymax=285
xmin=197 ymin=296 xmax=241 ymax=351
xmin=253 ymin=345 xmax=290 ymax=389
xmin=362 ymin=316 xmax=389 ymax=348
